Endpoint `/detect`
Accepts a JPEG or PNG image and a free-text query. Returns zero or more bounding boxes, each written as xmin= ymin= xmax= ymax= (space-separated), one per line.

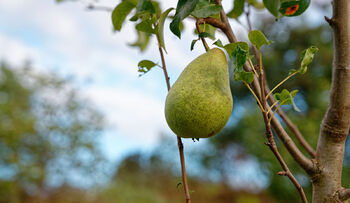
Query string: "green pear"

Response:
xmin=165 ymin=48 xmax=233 ymax=138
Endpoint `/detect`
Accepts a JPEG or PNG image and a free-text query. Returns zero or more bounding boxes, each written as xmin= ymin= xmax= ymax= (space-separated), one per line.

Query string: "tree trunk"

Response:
xmin=312 ymin=0 xmax=350 ymax=202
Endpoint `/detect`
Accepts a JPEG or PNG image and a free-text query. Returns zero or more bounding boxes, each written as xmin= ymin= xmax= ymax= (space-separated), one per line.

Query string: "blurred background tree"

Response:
xmin=0 ymin=63 xmax=106 ymax=203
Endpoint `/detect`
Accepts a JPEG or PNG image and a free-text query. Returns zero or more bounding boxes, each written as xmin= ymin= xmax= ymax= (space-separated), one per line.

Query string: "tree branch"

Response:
xmin=258 ymin=50 xmax=308 ymax=202
xmin=339 ymin=188 xmax=350 ymax=201
xmin=313 ymin=0 xmax=350 ymax=201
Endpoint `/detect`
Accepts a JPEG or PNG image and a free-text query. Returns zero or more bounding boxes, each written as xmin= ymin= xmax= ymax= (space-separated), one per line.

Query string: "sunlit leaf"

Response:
xmin=289 ymin=46 xmax=318 ymax=75
xmin=248 ymin=30 xmax=272 ymax=50
xmin=170 ymin=0 xmax=199 ymax=38
xmin=274 ymin=89 xmax=300 ymax=112
xmin=224 ymin=42 xmax=249 ymax=57
xmin=138 ymin=60 xmax=158 ymax=76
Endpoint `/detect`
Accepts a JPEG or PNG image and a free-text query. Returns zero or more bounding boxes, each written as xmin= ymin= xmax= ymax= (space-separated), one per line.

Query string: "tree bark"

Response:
xmin=312 ymin=0 xmax=350 ymax=202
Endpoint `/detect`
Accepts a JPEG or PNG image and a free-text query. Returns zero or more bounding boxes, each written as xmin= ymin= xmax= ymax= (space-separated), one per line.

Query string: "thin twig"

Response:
xmin=258 ymin=49 xmax=308 ymax=203
xmin=154 ymin=23 xmax=191 ymax=203
xmin=86 ymin=4 xmax=113 ymax=12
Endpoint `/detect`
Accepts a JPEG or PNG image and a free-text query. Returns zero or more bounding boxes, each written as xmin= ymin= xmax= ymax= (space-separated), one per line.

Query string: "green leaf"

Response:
xmin=213 ymin=40 xmax=224 ymax=48
xmin=289 ymin=46 xmax=318 ymax=75
xmin=138 ymin=60 xmax=158 ymax=76
xmin=248 ymin=0 xmax=265 ymax=9
xmin=194 ymin=24 xmax=216 ymax=40
xmin=170 ymin=0 xmax=199 ymax=38
xmin=191 ymin=0 xmax=222 ymax=18
xmin=129 ymin=0 xmax=156 ymax=21
xmin=157 ymin=8 xmax=174 ymax=53
xmin=224 ymin=42 xmax=249 ymax=57
xmin=111 ymin=1 xmax=136 ymax=31
xmin=299 ymin=46 xmax=318 ymax=74
xmin=248 ymin=30 xmax=272 ymax=50
xmin=227 ymin=0 xmax=245 ymax=18
xmin=198 ymin=32 xmax=214 ymax=39
xmin=135 ymin=18 xmax=156 ymax=34
xmin=232 ymin=45 xmax=248 ymax=71
xmin=234 ymin=71 xmax=254 ymax=84
xmin=129 ymin=31 xmax=150 ymax=52
xmin=190 ymin=39 xmax=199 ymax=51
xmin=279 ymin=0 xmax=310 ymax=17
xmin=274 ymin=89 xmax=300 ymax=112
xmin=263 ymin=0 xmax=279 ymax=17
xmin=136 ymin=0 xmax=155 ymax=13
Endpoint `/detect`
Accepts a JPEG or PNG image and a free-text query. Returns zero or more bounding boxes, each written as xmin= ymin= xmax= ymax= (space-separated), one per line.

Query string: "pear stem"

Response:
xmin=196 ymin=19 xmax=210 ymax=52
xmin=154 ymin=21 xmax=192 ymax=203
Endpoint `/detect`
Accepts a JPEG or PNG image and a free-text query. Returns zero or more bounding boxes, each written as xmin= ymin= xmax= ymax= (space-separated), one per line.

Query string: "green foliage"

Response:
xmin=274 ymin=89 xmax=300 ymax=111
xmin=224 ymin=42 xmax=249 ymax=56
xmin=194 ymin=24 xmax=216 ymax=40
xmin=289 ymin=46 xmax=319 ymax=74
xmin=170 ymin=0 xmax=199 ymax=38
xmin=136 ymin=0 xmax=155 ymax=14
xmin=229 ymin=42 xmax=254 ymax=84
xmin=111 ymin=1 xmax=136 ymax=31
xmin=158 ymin=8 xmax=174 ymax=53
xmin=135 ymin=17 xmax=157 ymax=33
xmin=138 ymin=60 xmax=158 ymax=76
xmin=191 ymin=0 xmax=222 ymax=18
xmin=248 ymin=30 xmax=272 ymax=50
xmin=227 ymin=0 xmax=245 ymax=18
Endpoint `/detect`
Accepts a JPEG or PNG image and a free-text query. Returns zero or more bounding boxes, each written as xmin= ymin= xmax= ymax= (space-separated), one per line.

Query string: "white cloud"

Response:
xmin=86 ymin=86 xmax=170 ymax=144
xmin=0 ymin=34 xmax=39 ymax=66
